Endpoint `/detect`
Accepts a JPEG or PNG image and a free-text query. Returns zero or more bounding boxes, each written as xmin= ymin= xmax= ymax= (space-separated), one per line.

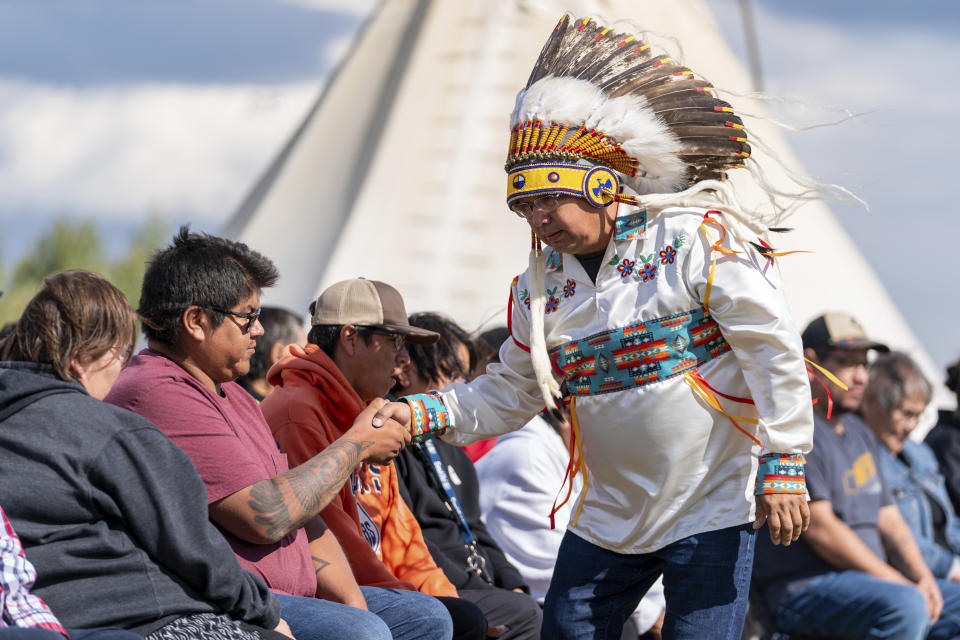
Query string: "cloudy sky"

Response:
xmin=0 ymin=0 xmax=957 ymax=374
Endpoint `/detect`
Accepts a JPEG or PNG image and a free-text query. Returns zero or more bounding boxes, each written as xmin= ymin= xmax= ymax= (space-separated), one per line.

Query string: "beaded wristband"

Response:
xmin=754 ymin=453 xmax=806 ymax=495
xmin=402 ymin=391 xmax=451 ymax=443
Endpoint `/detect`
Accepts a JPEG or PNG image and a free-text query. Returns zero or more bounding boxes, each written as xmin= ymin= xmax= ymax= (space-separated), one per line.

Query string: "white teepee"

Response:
xmin=224 ymin=0 xmax=952 ymax=421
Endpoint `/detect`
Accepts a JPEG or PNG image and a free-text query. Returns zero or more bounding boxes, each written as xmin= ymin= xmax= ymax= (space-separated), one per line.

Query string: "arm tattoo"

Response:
xmin=249 ymin=480 xmax=293 ymax=541
xmin=286 ymin=439 xmax=373 ymax=513
xmin=312 ymin=555 xmax=331 ymax=576
xmin=247 ymin=438 xmax=373 ymax=540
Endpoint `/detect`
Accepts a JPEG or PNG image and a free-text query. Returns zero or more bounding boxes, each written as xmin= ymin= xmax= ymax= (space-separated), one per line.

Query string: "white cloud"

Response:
xmin=0 ymin=80 xmax=319 ymax=221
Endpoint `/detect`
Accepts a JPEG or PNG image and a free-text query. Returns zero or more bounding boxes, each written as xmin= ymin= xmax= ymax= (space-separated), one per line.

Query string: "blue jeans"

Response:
xmin=360 ymin=586 xmax=453 ymax=640
xmin=274 ymin=593 xmax=391 ymax=640
xmin=543 ymin=524 xmax=756 ymax=640
xmin=774 ymin=571 xmax=960 ymax=639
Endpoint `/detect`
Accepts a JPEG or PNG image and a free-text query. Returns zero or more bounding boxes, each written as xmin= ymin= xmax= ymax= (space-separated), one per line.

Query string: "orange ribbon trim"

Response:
xmin=684 ymin=370 xmax=762 ymax=447
xmin=549 ymin=398 xmax=589 ymax=529
xmin=697 ymin=211 xmax=741 ymax=314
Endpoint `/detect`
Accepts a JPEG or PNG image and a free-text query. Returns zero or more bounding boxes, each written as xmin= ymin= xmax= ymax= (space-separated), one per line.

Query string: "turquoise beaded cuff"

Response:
xmin=754 ymin=453 xmax=806 ymax=495
xmin=402 ymin=391 xmax=451 ymax=443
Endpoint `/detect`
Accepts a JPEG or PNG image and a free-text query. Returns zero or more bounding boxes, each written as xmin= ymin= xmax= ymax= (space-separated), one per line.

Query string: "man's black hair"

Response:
xmin=138 ymin=226 xmax=279 ymax=345
xmin=238 ymin=306 xmax=304 ymax=382
xmin=406 ymin=312 xmax=477 ymax=386
xmin=307 ymin=324 xmax=374 ymax=360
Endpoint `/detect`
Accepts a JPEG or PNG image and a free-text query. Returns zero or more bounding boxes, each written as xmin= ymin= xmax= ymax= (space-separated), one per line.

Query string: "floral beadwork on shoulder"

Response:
xmin=545 ymin=286 xmax=560 ymax=313
xmin=518 ymin=285 xmax=569 ymax=313
xmin=518 ymin=287 xmax=531 ymax=310
xmin=607 ymin=233 xmax=687 ymax=287
xmin=614 ymin=257 xmax=635 ymax=279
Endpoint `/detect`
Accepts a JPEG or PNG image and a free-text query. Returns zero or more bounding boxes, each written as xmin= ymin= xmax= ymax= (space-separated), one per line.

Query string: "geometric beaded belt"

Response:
xmin=548 ymin=307 xmax=732 ymax=396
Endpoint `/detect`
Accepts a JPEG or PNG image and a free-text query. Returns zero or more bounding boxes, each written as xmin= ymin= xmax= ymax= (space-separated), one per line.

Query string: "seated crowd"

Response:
xmin=1 ymin=227 xmax=959 ymax=640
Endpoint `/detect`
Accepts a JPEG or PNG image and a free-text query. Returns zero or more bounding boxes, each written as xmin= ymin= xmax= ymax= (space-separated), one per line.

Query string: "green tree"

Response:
xmin=0 ymin=216 xmax=170 ymax=327
xmin=11 ymin=220 xmax=107 ymax=289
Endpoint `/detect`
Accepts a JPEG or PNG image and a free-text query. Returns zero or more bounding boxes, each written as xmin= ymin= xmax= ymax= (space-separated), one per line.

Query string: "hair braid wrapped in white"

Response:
xmin=528 ymin=236 xmax=561 ymax=410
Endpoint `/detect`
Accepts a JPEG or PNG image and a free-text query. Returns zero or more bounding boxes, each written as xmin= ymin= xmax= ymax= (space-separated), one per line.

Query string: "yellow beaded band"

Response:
xmin=507 ymin=162 xmax=619 ymax=208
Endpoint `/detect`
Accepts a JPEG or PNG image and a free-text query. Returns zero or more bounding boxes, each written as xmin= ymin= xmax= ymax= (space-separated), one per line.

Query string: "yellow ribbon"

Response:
xmin=683 ymin=371 xmax=762 ymax=447
xmin=697 ymin=213 xmax=739 ymax=313
xmin=569 ymin=398 xmax=590 ymax=526
xmin=804 ymin=357 xmax=849 ymax=390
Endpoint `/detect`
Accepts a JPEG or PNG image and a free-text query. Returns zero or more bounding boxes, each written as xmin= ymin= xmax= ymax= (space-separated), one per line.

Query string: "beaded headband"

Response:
xmin=506 ymin=163 xmax=619 ymax=208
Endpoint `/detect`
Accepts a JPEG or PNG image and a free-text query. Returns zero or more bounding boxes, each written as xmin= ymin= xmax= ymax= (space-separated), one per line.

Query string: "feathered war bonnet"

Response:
xmin=507 ymin=14 xmax=752 ymax=410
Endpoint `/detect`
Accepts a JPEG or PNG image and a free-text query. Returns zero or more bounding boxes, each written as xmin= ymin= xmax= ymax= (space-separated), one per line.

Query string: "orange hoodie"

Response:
xmin=261 ymin=344 xmax=409 ymax=590
xmin=358 ymin=462 xmax=457 ymax=597
xmin=261 ymin=344 xmax=454 ymax=596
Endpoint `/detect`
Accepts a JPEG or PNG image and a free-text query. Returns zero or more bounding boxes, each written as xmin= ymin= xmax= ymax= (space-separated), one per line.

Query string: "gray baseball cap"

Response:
xmin=801 ymin=312 xmax=889 ymax=353
xmin=309 ymin=278 xmax=439 ymax=345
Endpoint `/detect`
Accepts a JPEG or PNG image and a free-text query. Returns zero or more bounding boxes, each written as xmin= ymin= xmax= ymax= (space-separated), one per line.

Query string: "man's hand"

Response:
xmin=274 ymin=618 xmax=295 ymax=640
xmin=916 ymin=572 xmax=944 ymax=623
xmin=755 ymin=494 xmax=810 ymax=545
xmin=344 ymin=399 xmax=410 ymax=465
xmin=371 ymin=400 xmax=412 ymax=431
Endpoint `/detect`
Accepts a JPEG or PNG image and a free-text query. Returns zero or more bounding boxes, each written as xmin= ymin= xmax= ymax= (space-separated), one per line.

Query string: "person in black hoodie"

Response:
xmin=0 ymin=270 xmax=286 ymax=640
xmin=393 ymin=313 xmax=541 ymax=640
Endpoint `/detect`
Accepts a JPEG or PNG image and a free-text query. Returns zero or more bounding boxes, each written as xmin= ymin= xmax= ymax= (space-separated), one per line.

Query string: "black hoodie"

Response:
xmin=0 ymin=362 xmax=280 ymax=635
xmin=394 ymin=439 xmax=528 ymax=593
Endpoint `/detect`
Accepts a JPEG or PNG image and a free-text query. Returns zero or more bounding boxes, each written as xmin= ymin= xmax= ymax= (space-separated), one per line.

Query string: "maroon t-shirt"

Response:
xmin=106 ymin=349 xmax=316 ymax=597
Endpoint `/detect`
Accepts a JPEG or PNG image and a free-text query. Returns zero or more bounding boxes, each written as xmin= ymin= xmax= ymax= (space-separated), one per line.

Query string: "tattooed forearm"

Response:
xmin=246 ymin=438 xmax=373 ymax=541
xmin=248 ymin=479 xmax=293 ymax=541
xmin=287 ymin=439 xmax=373 ymax=513
xmin=312 ymin=555 xmax=331 ymax=576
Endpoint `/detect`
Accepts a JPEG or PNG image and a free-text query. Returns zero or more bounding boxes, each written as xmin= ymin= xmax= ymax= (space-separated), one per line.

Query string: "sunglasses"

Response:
xmin=205 ymin=306 xmax=262 ymax=333
xmin=366 ymin=328 xmax=406 ymax=352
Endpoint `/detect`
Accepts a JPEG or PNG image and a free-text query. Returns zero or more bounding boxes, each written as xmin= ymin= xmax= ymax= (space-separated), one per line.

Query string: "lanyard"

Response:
xmin=415 ymin=441 xmax=493 ymax=583
xmin=418 ymin=440 xmax=474 ymax=545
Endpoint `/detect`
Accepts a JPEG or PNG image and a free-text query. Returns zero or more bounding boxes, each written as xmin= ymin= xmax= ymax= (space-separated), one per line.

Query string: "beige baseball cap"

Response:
xmin=801 ymin=312 xmax=889 ymax=353
xmin=309 ymin=278 xmax=439 ymax=344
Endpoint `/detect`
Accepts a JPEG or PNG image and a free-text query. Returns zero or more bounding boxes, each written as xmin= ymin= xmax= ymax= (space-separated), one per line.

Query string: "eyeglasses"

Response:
xmin=826 ymin=352 xmax=869 ymax=370
xmin=205 ymin=306 xmax=262 ymax=333
xmin=366 ymin=328 xmax=405 ymax=352
xmin=510 ymin=193 xmax=563 ymax=220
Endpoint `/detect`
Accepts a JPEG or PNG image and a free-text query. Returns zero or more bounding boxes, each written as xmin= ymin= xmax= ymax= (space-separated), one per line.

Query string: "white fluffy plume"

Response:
xmin=588 ymin=94 xmax=687 ymax=193
xmin=511 ymin=76 xmax=603 ymax=127
xmin=512 ymin=76 xmax=685 ymax=195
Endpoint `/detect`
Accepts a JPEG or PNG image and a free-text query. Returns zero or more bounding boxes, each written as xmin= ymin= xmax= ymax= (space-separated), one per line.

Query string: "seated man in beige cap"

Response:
xmin=260 ymin=279 xmax=486 ymax=640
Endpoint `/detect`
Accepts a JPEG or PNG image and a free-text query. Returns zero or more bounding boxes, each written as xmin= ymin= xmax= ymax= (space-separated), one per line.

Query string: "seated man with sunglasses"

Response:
xmin=107 ymin=232 xmax=453 ymax=640
xmin=259 ymin=279 xmax=496 ymax=639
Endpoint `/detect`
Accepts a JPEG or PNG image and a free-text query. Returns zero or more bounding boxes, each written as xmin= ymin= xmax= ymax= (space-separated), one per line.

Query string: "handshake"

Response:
xmin=343 ymin=399 xmax=415 ymax=465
